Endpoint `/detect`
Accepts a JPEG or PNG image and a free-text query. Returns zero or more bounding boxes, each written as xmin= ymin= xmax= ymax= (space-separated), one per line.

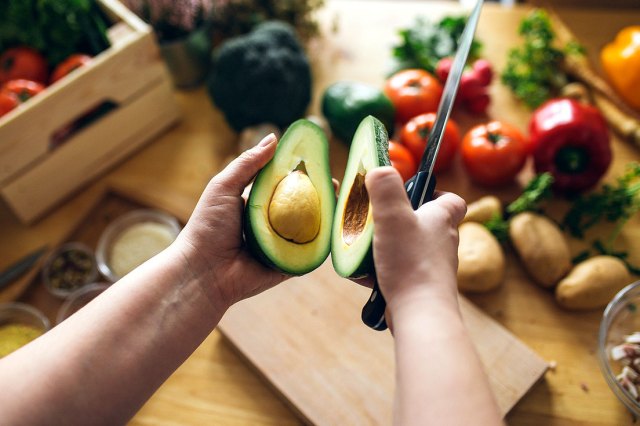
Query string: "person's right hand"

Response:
xmin=364 ymin=167 xmax=467 ymax=326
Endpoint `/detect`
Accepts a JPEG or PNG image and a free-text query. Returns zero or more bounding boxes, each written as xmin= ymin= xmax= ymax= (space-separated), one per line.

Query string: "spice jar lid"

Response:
xmin=42 ymin=242 xmax=98 ymax=299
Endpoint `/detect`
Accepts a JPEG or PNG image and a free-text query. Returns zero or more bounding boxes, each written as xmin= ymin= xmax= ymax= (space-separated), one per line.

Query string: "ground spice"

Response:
xmin=0 ymin=323 xmax=43 ymax=357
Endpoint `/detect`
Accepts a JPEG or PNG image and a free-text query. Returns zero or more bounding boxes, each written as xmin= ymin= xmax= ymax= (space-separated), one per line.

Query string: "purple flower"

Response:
xmin=124 ymin=0 xmax=213 ymax=40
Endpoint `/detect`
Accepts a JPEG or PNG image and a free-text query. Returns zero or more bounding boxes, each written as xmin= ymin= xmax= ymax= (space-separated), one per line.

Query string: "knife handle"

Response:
xmin=360 ymin=173 xmax=437 ymax=331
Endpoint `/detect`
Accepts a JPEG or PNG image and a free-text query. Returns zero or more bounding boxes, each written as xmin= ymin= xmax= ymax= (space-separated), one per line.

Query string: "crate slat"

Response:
xmin=0 ymin=0 xmax=181 ymax=223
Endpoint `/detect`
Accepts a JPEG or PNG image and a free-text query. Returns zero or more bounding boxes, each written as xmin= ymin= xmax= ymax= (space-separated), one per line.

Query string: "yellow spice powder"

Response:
xmin=0 ymin=324 xmax=43 ymax=357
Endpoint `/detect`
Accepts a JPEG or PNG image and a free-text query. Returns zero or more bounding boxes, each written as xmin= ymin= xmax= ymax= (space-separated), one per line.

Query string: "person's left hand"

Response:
xmin=174 ymin=133 xmax=288 ymax=311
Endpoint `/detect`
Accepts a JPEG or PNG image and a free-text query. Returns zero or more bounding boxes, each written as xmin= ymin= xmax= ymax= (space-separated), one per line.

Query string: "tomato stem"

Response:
xmin=555 ymin=146 xmax=589 ymax=174
xmin=487 ymin=131 xmax=502 ymax=144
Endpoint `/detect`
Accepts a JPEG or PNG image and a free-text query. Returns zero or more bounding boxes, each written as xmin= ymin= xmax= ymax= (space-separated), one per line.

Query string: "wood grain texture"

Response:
xmin=0 ymin=1 xmax=639 ymax=424
xmin=218 ymin=263 xmax=548 ymax=424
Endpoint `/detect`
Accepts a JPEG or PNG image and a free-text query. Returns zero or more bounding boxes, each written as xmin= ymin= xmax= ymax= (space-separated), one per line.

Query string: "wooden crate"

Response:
xmin=0 ymin=0 xmax=181 ymax=224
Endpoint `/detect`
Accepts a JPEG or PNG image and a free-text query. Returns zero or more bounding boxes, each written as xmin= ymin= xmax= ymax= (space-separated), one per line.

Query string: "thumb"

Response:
xmin=213 ymin=133 xmax=278 ymax=196
xmin=365 ymin=167 xmax=414 ymax=226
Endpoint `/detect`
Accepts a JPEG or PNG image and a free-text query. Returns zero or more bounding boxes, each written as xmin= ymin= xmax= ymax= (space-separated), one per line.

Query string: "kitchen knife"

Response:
xmin=0 ymin=246 xmax=48 ymax=291
xmin=361 ymin=0 xmax=484 ymax=330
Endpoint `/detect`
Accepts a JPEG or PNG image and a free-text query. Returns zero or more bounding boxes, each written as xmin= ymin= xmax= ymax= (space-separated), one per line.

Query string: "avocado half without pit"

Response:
xmin=331 ymin=115 xmax=391 ymax=278
xmin=244 ymin=116 xmax=390 ymax=277
xmin=244 ymin=119 xmax=335 ymax=275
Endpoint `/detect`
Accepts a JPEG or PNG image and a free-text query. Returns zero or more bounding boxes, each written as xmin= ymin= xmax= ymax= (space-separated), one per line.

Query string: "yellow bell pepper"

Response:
xmin=601 ymin=26 xmax=640 ymax=111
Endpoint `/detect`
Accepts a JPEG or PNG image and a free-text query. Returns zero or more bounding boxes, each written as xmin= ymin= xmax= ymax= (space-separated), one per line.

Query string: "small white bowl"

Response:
xmin=96 ymin=209 xmax=181 ymax=282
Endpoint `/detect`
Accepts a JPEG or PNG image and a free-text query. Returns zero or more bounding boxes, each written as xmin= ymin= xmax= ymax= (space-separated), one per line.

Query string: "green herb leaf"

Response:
xmin=391 ymin=15 xmax=483 ymax=74
xmin=483 ymin=213 xmax=510 ymax=243
xmin=500 ymin=9 xmax=568 ymax=109
xmin=563 ymin=162 xmax=640 ymax=240
xmin=506 ymin=172 xmax=555 ymax=216
xmin=572 ymin=250 xmax=591 ymax=264
xmin=0 ymin=0 xmax=110 ymax=66
xmin=593 ymin=239 xmax=640 ymax=275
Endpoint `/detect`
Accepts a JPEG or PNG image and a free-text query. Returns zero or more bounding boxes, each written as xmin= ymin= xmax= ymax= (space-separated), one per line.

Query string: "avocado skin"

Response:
xmin=333 ymin=116 xmax=391 ymax=279
xmin=243 ymin=119 xmax=334 ymax=276
xmin=321 ymin=82 xmax=395 ymax=145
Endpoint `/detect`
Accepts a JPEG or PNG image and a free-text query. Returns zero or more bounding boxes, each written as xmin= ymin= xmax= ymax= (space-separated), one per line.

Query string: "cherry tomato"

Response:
xmin=0 ymin=91 xmax=19 ymax=117
xmin=50 ymin=54 xmax=92 ymax=84
xmin=2 ymin=79 xmax=45 ymax=103
xmin=461 ymin=121 xmax=528 ymax=186
xmin=399 ymin=113 xmax=461 ymax=174
xmin=0 ymin=47 xmax=48 ymax=84
xmin=388 ymin=140 xmax=417 ymax=182
xmin=384 ymin=69 xmax=443 ymax=123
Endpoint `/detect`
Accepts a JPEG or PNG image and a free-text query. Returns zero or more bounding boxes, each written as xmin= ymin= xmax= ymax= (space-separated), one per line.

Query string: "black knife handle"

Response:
xmin=360 ymin=173 xmax=437 ymax=331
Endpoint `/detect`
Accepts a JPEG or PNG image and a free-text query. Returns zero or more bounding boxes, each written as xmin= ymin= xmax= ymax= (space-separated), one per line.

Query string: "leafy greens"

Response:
xmin=391 ymin=15 xmax=483 ymax=74
xmin=0 ymin=0 xmax=111 ymax=67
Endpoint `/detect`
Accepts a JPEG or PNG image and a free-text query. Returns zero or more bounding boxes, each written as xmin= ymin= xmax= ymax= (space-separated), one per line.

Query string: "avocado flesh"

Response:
xmin=331 ymin=116 xmax=391 ymax=278
xmin=245 ymin=119 xmax=335 ymax=275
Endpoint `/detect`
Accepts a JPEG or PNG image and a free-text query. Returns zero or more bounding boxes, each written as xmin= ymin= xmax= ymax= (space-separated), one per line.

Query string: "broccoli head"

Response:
xmin=207 ymin=21 xmax=312 ymax=132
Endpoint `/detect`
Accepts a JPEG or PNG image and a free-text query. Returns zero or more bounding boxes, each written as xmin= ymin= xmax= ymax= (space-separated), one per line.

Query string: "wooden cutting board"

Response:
xmin=219 ymin=260 xmax=548 ymax=424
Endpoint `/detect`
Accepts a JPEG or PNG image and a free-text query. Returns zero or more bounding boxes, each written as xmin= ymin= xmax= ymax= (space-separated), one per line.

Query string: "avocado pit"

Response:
xmin=268 ymin=169 xmax=321 ymax=244
xmin=342 ymin=173 xmax=369 ymax=246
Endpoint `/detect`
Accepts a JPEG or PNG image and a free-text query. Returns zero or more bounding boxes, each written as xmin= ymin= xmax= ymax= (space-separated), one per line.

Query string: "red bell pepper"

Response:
xmin=530 ymin=98 xmax=611 ymax=193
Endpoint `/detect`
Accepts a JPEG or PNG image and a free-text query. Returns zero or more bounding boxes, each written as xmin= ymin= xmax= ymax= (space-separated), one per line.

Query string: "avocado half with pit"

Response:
xmin=244 ymin=119 xmax=335 ymax=275
xmin=331 ymin=115 xmax=391 ymax=278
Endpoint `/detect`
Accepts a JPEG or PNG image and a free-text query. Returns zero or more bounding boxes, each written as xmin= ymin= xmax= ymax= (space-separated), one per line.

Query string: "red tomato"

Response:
xmin=399 ymin=113 xmax=461 ymax=174
xmin=2 ymin=79 xmax=45 ymax=103
xmin=461 ymin=121 xmax=528 ymax=186
xmin=50 ymin=54 xmax=92 ymax=84
xmin=0 ymin=91 xmax=19 ymax=117
xmin=384 ymin=69 xmax=443 ymax=123
xmin=388 ymin=140 xmax=417 ymax=182
xmin=0 ymin=47 xmax=48 ymax=84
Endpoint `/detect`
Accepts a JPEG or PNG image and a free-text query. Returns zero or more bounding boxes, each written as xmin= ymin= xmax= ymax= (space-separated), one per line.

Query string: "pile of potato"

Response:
xmin=457 ymin=196 xmax=633 ymax=310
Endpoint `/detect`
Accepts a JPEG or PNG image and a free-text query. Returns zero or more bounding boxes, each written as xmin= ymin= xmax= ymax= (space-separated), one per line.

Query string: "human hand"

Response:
xmin=175 ymin=134 xmax=289 ymax=310
xmin=365 ymin=167 xmax=467 ymax=325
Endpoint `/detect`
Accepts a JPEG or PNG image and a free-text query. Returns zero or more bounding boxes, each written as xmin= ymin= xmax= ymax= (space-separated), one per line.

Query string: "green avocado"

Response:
xmin=331 ymin=116 xmax=391 ymax=278
xmin=244 ymin=119 xmax=335 ymax=275
xmin=321 ymin=82 xmax=395 ymax=145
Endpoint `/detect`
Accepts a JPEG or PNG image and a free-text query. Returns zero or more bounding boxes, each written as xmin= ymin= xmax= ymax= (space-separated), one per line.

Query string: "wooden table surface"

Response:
xmin=2 ymin=1 xmax=640 ymax=425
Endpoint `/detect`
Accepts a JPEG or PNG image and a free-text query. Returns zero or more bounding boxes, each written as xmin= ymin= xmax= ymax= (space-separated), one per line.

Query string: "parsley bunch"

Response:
xmin=500 ymin=9 xmax=583 ymax=109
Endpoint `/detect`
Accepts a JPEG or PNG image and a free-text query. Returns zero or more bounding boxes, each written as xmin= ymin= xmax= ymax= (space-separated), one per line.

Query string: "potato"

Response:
xmin=457 ymin=222 xmax=505 ymax=293
xmin=509 ymin=212 xmax=571 ymax=288
xmin=462 ymin=196 xmax=502 ymax=224
xmin=556 ymin=255 xmax=632 ymax=310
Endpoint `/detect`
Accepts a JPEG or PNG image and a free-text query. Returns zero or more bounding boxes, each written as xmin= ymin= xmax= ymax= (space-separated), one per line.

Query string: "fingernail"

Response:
xmin=258 ymin=133 xmax=277 ymax=148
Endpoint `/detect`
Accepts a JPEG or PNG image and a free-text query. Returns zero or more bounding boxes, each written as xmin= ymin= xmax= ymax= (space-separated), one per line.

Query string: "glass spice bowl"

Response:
xmin=598 ymin=280 xmax=640 ymax=417
xmin=95 ymin=209 xmax=181 ymax=283
xmin=0 ymin=302 xmax=50 ymax=358
xmin=56 ymin=282 xmax=110 ymax=325
xmin=42 ymin=242 xmax=99 ymax=298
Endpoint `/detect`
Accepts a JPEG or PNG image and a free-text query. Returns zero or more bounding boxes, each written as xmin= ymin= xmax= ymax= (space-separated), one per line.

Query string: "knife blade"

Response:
xmin=0 ymin=246 xmax=48 ymax=291
xmin=361 ymin=0 xmax=484 ymax=331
